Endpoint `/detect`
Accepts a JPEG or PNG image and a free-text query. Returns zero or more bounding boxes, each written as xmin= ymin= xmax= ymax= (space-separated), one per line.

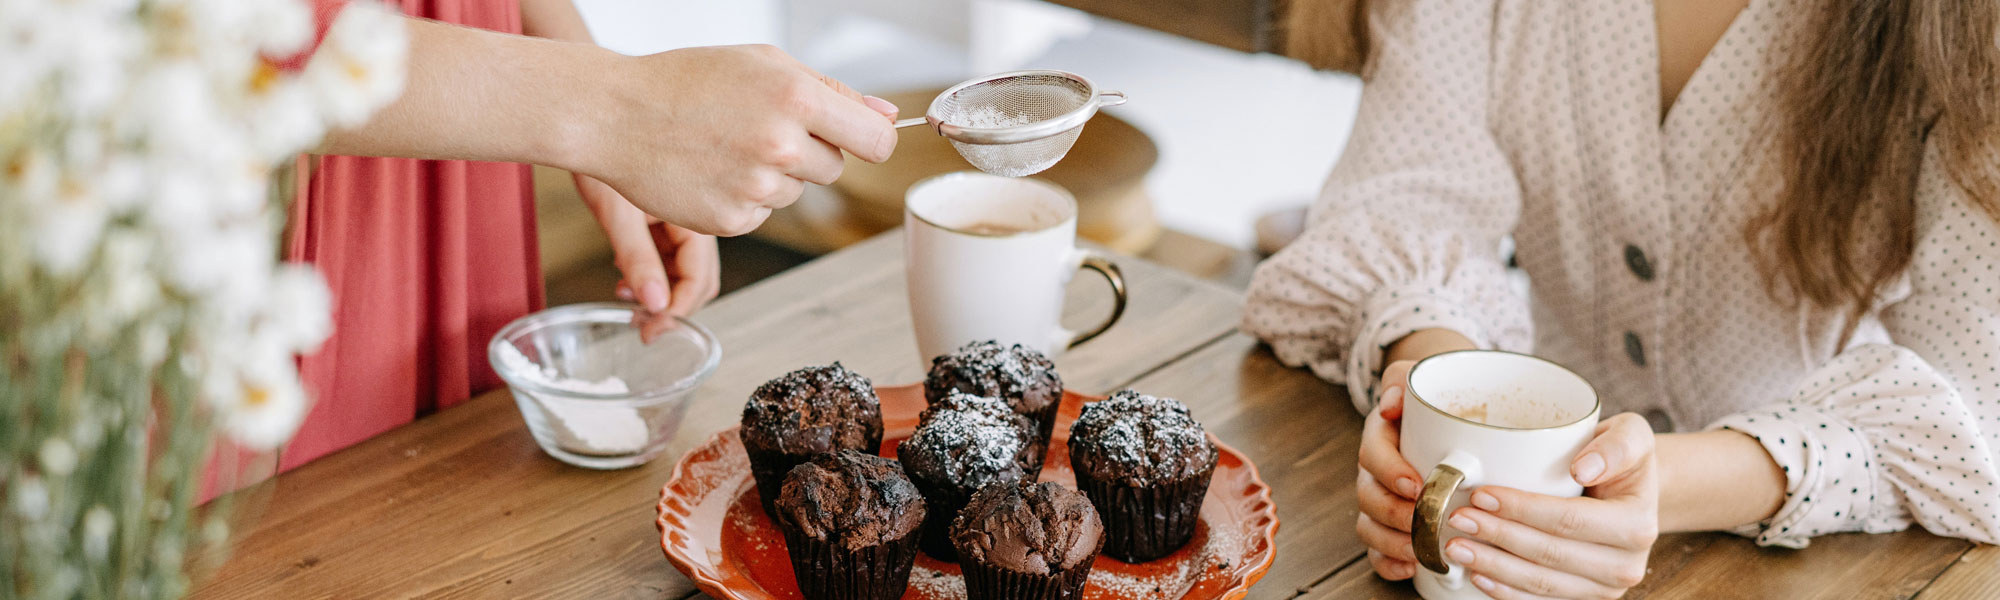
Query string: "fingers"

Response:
xmin=1450 ymin=506 xmax=1647 ymax=590
xmin=1470 ymin=486 xmax=1658 ymax=550
xmin=664 ymin=228 xmax=720 ymax=317
xmin=1368 ymin=549 xmax=1417 ymax=582
xmin=782 ymin=136 xmax=846 ymax=186
xmin=1379 ymin=359 xmax=1415 ymax=419
xmin=801 ymin=77 xmax=898 ymax=163
xmin=1571 ymin=412 xmax=1655 ymax=487
xmin=577 ymin=175 xmax=671 ymax=313
xmin=1448 ymin=538 xmax=1624 ymax=600
xmin=1359 ymin=386 xmax=1422 ymax=500
xmin=1357 ymin=469 xmax=1416 ymax=533
xmin=1356 ymin=511 xmax=1417 ymax=564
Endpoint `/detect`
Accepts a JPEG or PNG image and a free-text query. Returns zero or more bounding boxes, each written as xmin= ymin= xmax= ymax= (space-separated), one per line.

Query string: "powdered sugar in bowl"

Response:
xmin=489 ymin=302 xmax=721 ymax=469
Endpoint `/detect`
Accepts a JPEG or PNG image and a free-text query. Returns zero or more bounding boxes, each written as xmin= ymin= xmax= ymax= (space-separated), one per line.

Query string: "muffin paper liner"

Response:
xmin=1024 ymin=400 xmax=1060 ymax=455
xmin=780 ymin=525 xmax=921 ymax=600
xmin=906 ymin=478 xmax=976 ymax=562
xmin=1074 ymin=459 xmax=1216 ymax=563
xmin=960 ymin=549 xmax=1098 ymax=600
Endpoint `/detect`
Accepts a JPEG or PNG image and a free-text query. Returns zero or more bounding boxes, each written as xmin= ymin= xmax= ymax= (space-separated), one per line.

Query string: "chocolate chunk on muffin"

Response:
xmin=950 ymin=481 xmax=1104 ymax=600
xmin=774 ymin=451 xmax=927 ymax=600
xmin=1066 ymin=389 xmax=1217 ymax=562
xmin=898 ymin=391 xmax=1047 ymax=561
xmin=924 ymin=340 xmax=1064 ymax=446
xmin=742 ymin=363 xmax=883 ymax=516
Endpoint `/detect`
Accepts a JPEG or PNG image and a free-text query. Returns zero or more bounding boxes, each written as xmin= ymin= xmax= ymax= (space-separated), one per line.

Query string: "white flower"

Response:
xmin=304 ymin=2 xmax=408 ymax=127
xmin=82 ymin=507 xmax=115 ymax=561
xmin=264 ymin=265 xmax=332 ymax=353
xmin=248 ymin=0 xmax=315 ymax=57
xmin=94 ymin=230 xmax=162 ymax=325
xmin=218 ymin=353 xmax=310 ymax=451
xmin=10 ymin=476 xmax=48 ymax=521
xmin=38 ymin=439 xmax=78 ymax=476
xmin=32 ymin=178 xmax=109 ymax=277
xmin=246 ymin=77 xmax=326 ymax=160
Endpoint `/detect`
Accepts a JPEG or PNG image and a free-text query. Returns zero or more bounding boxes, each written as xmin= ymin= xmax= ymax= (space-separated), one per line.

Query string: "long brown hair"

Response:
xmin=1757 ymin=1 xmax=2000 ymax=324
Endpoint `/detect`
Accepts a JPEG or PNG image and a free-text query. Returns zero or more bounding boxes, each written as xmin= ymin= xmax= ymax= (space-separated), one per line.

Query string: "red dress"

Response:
xmin=281 ymin=0 xmax=542 ymax=470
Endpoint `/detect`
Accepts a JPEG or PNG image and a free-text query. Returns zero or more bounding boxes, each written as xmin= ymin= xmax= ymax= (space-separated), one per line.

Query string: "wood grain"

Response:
xmin=190 ymin=231 xmax=1245 ymax=600
xmin=1297 ymin=529 xmax=1972 ymax=599
xmin=1916 ymin=544 xmax=2000 ymax=598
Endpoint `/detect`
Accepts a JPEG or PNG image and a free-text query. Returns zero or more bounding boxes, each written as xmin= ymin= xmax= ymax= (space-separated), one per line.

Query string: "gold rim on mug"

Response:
xmin=1404 ymin=349 xmax=1602 ymax=432
xmin=905 ymin=171 xmax=1077 ymax=239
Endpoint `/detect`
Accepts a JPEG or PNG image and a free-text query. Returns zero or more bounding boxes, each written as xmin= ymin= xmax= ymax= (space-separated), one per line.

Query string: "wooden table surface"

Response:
xmin=191 ymin=232 xmax=1994 ymax=599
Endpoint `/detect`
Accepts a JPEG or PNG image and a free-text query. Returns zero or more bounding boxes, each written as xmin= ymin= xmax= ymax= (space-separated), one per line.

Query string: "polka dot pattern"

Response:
xmin=1241 ymin=0 xmax=2000 ymax=546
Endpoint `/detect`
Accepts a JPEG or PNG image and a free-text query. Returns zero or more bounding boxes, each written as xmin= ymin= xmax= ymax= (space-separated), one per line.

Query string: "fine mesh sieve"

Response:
xmin=893 ymin=70 xmax=1127 ymax=177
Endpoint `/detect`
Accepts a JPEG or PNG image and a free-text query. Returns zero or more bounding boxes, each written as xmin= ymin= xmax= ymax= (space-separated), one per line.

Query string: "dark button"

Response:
xmin=1624 ymin=331 xmax=1646 ymax=367
xmin=1624 ymin=244 xmax=1654 ymax=281
xmin=1643 ymin=409 xmax=1673 ymax=433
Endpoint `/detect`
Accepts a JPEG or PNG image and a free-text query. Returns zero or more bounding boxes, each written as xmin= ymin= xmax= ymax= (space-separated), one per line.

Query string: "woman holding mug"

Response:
xmin=1244 ymin=0 xmax=1998 ymax=598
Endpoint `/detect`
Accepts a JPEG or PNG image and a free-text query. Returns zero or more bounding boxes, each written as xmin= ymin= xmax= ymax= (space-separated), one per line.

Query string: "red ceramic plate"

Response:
xmin=657 ymin=385 xmax=1279 ymax=600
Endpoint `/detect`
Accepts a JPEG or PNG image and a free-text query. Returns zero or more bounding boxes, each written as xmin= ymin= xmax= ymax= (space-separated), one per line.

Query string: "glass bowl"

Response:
xmin=488 ymin=302 xmax=721 ymax=469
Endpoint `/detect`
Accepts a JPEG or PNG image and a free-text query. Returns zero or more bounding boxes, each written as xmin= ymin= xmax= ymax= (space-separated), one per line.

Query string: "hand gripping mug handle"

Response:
xmin=1055 ymin=249 xmax=1127 ymax=349
xmin=1412 ymin=451 xmax=1483 ymax=587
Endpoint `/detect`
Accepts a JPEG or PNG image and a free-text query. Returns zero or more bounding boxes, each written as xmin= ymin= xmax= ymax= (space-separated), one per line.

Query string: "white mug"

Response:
xmin=904 ymin=172 xmax=1127 ymax=365
xmin=1401 ymin=350 xmax=1601 ymax=600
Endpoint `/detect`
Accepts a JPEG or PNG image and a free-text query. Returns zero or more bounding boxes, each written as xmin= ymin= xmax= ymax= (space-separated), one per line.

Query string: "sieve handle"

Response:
xmin=893 ymin=117 xmax=929 ymax=129
xmin=1096 ymin=90 xmax=1127 ymax=108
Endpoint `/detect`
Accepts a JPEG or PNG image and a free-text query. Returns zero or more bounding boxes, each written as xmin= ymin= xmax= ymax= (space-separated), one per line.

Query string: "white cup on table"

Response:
xmin=1401 ymin=350 xmax=1601 ymax=600
xmin=903 ymin=172 xmax=1127 ymax=365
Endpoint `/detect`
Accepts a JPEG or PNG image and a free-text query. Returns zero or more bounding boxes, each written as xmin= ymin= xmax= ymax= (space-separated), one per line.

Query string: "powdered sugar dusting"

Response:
xmin=908 ymin=565 xmax=968 ymax=599
xmin=901 ymin=393 xmax=1031 ymax=486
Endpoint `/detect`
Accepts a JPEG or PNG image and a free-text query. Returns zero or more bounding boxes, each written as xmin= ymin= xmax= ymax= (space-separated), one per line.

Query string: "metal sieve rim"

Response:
xmin=923 ymin=69 xmax=1113 ymax=145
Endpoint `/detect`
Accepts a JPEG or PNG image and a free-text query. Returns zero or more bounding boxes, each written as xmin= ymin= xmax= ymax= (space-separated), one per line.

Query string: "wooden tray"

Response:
xmin=657 ymin=385 xmax=1278 ymax=599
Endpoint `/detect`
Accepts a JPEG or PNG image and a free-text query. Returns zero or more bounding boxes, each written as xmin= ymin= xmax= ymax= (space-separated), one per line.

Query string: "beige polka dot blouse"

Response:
xmin=1243 ymin=0 xmax=2000 ymax=547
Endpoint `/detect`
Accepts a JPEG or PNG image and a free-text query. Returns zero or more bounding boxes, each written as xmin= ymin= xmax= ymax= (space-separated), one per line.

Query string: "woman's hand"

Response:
xmin=579 ymin=44 xmax=900 ymax=237
xmin=1357 ymin=361 xmax=1425 ymax=581
xmin=575 ymin=174 xmax=720 ymax=343
xmin=1358 ymin=328 xmax=1479 ymax=580
xmin=1446 ymin=413 xmax=1660 ymax=599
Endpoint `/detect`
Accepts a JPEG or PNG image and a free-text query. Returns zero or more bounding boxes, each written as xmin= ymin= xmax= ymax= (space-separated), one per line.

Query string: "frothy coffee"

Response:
xmin=1429 ymin=389 xmax=1576 ymax=429
xmin=958 ymin=221 xmax=1031 ymax=236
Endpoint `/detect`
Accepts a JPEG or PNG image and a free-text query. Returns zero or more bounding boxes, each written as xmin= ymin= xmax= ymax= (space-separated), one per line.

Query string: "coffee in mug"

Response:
xmin=903 ymin=172 xmax=1128 ymax=365
xmin=1400 ymin=350 xmax=1600 ymax=600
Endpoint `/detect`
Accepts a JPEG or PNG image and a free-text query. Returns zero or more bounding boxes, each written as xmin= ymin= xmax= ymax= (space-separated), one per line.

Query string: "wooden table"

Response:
xmin=191 ymin=232 xmax=1993 ymax=599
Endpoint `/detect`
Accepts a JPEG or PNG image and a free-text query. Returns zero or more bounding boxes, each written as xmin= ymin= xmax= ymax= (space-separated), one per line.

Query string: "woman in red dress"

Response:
xmin=285 ymin=0 xmax=900 ymax=470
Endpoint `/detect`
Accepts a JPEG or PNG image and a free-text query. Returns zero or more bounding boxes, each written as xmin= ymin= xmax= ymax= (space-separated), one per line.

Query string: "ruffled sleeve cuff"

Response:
xmin=1708 ymin=345 xmax=2000 ymax=548
xmin=1342 ymin=285 xmax=1490 ymax=414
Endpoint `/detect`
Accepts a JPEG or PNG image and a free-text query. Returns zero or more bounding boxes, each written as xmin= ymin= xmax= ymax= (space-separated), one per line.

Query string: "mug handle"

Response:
xmin=1412 ymin=451 xmax=1483 ymax=585
xmin=1060 ymin=250 xmax=1127 ymax=349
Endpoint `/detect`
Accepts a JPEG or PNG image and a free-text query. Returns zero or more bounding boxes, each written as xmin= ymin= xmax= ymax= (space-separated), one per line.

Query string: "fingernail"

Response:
xmin=1574 ymin=452 xmax=1605 ymax=484
xmin=1472 ymin=490 xmax=1499 ymax=512
xmin=1447 ymin=542 xmax=1475 ymax=565
xmin=1396 ymin=477 xmax=1420 ymax=498
xmin=616 ymin=287 xmax=635 ymax=301
xmin=1450 ymin=512 xmax=1478 ymax=535
xmin=1382 ymin=385 xmax=1402 ymax=402
xmin=642 ymin=281 xmax=668 ymax=311
xmin=1472 ymin=574 xmax=1496 ymax=591
xmin=862 ymin=95 xmax=898 ymax=116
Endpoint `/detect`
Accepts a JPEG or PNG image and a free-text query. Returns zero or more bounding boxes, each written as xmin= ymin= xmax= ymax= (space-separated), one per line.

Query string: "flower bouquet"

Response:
xmin=2 ymin=0 xmax=405 ymax=596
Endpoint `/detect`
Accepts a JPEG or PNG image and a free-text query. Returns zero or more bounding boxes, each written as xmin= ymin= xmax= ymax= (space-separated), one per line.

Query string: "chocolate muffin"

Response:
xmin=950 ymin=481 xmax=1104 ymax=600
xmin=924 ymin=341 xmax=1064 ymax=446
xmin=774 ymin=451 xmax=927 ymax=600
xmin=898 ymin=391 xmax=1047 ymax=561
xmin=1066 ymin=390 xmax=1217 ymax=562
xmin=742 ymin=363 xmax=883 ymax=516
